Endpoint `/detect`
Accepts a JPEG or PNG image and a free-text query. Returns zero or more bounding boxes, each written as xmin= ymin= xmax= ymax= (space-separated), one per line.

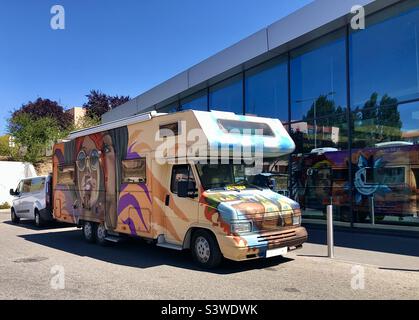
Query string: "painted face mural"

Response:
xmin=75 ymin=134 xmax=106 ymax=215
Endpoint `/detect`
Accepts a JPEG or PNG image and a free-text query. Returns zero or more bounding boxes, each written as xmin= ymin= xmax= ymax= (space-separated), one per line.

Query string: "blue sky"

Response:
xmin=0 ymin=0 xmax=312 ymax=134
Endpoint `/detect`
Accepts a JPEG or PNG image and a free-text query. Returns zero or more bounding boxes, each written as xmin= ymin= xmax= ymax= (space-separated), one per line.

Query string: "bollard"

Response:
xmin=327 ymin=204 xmax=334 ymax=258
xmin=370 ymin=195 xmax=375 ymax=225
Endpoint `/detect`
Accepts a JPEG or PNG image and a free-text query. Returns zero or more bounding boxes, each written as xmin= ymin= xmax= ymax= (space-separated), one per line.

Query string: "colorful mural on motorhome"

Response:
xmin=53 ymin=110 xmax=307 ymax=262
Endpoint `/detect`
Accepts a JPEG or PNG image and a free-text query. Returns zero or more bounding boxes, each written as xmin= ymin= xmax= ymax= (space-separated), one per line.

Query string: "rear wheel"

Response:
xmin=191 ymin=229 xmax=222 ymax=269
xmin=339 ymin=207 xmax=351 ymax=222
xmin=83 ymin=221 xmax=96 ymax=243
xmin=96 ymin=224 xmax=108 ymax=246
xmin=11 ymin=208 xmax=20 ymax=224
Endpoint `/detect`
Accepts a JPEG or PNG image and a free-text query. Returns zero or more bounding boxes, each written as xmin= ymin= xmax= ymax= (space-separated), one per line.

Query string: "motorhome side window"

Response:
xmin=159 ymin=122 xmax=179 ymax=138
xmin=122 ymin=159 xmax=146 ymax=183
xmin=217 ymin=119 xmax=274 ymax=137
xmin=58 ymin=165 xmax=75 ymax=185
xmin=171 ymin=165 xmax=195 ymax=194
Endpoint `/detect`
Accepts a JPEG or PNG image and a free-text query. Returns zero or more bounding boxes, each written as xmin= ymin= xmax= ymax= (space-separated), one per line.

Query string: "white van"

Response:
xmin=9 ymin=175 xmax=53 ymax=227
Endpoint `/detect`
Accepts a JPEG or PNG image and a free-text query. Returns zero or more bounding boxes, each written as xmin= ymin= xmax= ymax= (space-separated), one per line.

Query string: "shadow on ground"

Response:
xmin=4 ymin=219 xmax=72 ymax=231
xmin=304 ymin=225 xmax=419 ymax=257
xmin=19 ymin=228 xmax=293 ymax=274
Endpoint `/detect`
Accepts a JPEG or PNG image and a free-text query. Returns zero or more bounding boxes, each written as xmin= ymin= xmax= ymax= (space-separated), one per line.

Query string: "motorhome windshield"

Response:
xmin=196 ymin=163 xmax=263 ymax=190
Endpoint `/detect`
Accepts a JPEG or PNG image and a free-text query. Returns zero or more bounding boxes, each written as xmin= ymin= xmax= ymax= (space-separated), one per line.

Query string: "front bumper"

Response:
xmin=216 ymin=226 xmax=308 ymax=261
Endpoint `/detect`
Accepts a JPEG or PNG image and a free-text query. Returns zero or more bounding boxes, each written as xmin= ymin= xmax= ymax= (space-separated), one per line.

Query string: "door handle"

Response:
xmin=165 ymin=195 xmax=170 ymax=206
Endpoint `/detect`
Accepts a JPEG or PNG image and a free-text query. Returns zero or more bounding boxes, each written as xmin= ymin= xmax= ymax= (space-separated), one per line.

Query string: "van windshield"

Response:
xmin=196 ymin=163 xmax=262 ymax=191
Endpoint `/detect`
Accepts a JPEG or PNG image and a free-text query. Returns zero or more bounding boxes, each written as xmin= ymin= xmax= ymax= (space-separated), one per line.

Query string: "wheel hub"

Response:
xmin=84 ymin=223 xmax=92 ymax=238
xmin=195 ymin=236 xmax=210 ymax=263
xmin=97 ymin=225 xmax=106 ymax=241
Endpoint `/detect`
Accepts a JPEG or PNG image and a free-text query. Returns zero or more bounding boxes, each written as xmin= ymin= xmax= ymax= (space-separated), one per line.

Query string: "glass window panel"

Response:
xmin=181 ymin=90 xmax=208 ymax=111
xmin=158 ymin=102 xmax=179 ymax=113
xmin=352 ymin=101 xmax=419 ymax=148
xmin=289 ymin=115 xmax=351 ymax=223
xmin=350 ymin=0 xmax=419 ymax=107
xmin=29 ymin=178 xmax=45 ymax=193
xmin=291 ymin=29 xmax=347 ymax=122
xmin=290 ymin=114 xmax=348 ymax=154
xmin=209 ymin=74 xmax=243 ymax=114
xmin=58 ymin=165 xmax=75 ymax=185
xmin=171 ymin=165 xmax=195 ymax=194
xmin=22 ymin=180 xmax=31 ymax=193
xmin=245 ymin=56 xmax=288 ymax=121
xmin=351 ymin=101 xmax=419 ymax=226
xmin=122 ymin=159 xmax=146 ymax=184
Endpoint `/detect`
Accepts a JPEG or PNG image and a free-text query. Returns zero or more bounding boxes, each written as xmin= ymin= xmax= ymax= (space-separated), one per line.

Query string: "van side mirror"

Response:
xmin=9 ymin=189 xmax=17 ymax=196
xmin=177 ymin=180 xmax=197 ymax=198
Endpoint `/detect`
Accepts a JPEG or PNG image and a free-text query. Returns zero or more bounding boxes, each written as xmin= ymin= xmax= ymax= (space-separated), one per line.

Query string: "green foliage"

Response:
xmin=12 ymin=98 xmax=73 ymax=130
xmin=71 ymin=114 xmax=101 ymax=131
xmin=0 ymin=202 xmax=11 ymax=209
xmin=353 ymin=93 xmax=401 ymax=147
xmin=8 ymin=113 xmax=69 ymax=163
xmin=0 ymin=135 xmax=19 ymax=160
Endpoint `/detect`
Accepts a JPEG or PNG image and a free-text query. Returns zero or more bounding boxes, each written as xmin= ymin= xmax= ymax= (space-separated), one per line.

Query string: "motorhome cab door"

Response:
xmin=163 ymin=164 xmax=199 ymax=244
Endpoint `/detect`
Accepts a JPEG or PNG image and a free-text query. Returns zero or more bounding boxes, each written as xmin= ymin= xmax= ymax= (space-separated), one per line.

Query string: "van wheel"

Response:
xmin=96 ymin=224 xmax=108 ymax=246
xmin=11 ymin=209 xmax=20 ymax=224
xmin=83 ymin=221 xmax=96 ymax=243
xmin=34 ymin=209 xmax=44 ymax=228
xmin=191 ymin=229 xmax=222 ymax=269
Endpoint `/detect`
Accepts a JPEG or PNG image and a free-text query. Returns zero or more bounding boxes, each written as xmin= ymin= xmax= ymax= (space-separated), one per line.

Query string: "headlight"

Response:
xmin=292 ymin=215 xmax=301 ymax=226
xmin=230 ymin=222 xmax=252 ymax=234
xmin=292 ymin=208 xmax=302 ymax=225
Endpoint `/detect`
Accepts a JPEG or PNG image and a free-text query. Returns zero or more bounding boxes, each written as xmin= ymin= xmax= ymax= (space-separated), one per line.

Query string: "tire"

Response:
xmin=339 ymin=207 xmax=351 ymax=223
xmin=374 ymin=215 xmax=385 ymax=222
xmin=11 ymin=208 xmax=20 ymax=224
xmin=356 ymin=210 xmax=369 ymax=223
xmin=96 ymin=224 xmax=108 ymax=246
xmin=34 ymin=209 xmax=44 ymax=228
xmin=83 ymin=221 xmax=96 ymax=243
xmin=191 ymin=229 xmax=222 ymax=269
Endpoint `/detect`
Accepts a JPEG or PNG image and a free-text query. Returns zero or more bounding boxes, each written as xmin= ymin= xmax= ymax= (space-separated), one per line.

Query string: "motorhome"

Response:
xmin=52 ymin=110 xmax=307 ymax=268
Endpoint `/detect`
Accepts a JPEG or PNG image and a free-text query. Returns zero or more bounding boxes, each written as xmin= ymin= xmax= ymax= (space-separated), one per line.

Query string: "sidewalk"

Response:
xmin=295 ymin=224 xmax=419 ymax=271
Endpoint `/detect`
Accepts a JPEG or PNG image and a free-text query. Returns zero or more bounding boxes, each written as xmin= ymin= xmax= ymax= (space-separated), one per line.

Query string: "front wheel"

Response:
xmin=34 ymin=210 xmax=45 ymax=228
xmin=191 ymin=229 xmax=222 ymax=269
xmin=83 ymin=221 xmax=96 ymax=243
xmin=11 ymin=209 xmax=20 ymax=224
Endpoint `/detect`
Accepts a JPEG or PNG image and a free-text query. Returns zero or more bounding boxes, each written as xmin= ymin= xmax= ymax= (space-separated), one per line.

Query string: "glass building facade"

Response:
xmin=157 ymin=0 xmax=419 ymax=229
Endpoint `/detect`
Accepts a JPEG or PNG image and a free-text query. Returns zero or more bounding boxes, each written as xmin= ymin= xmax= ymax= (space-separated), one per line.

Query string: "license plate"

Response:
xmin=266 ymin=247 xmax=288 ymax=258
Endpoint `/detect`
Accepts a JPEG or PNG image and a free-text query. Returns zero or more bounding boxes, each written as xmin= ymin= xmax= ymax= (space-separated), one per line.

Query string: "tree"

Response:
xmin=84 ymin=90 xmax=130 ymax=118
xmin=8 ymin=114 xmax=67 ymax=163
xmin=303 ymin=95 xmax=339 ymax=125
xmin=0 ymin=135 xmax=19 ymax=160
xmin=72 ymin=114 xmax=101 ymax=130
xmin=12 ymin=98 xmax=73 ymax=130
xmin=353 ymin=92 xmax=401 ymax=147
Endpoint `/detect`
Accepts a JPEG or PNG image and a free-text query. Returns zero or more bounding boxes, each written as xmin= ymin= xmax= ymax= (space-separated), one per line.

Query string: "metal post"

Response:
xmin=327 ymin=204 xmax=334 ymax=258
xmin=370 ymin=195 xmax=375 ymax=225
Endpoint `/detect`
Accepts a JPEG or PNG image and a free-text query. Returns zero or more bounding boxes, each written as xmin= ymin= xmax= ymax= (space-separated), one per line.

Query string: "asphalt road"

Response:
xmin=0 ymin=210 xmax=418 ymax=300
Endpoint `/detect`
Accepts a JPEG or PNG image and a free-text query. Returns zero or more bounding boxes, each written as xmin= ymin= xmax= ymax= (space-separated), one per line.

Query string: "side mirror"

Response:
xmin=177 ymin=180 xmax=197 ymax=198
xmin=9 ymin=189 xmax=17 ymax=196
